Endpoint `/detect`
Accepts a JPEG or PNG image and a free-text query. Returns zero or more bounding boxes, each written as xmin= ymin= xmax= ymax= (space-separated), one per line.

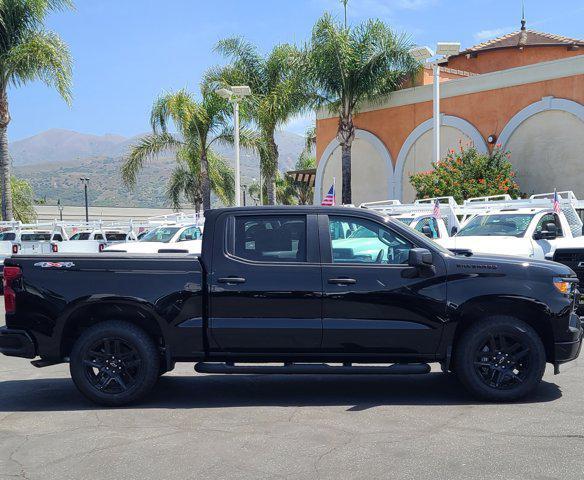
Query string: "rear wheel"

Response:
xmin=70 ymin=321 xmax=160 ymax=406
xmin=455 ymin=316 xmax=546 ymax=402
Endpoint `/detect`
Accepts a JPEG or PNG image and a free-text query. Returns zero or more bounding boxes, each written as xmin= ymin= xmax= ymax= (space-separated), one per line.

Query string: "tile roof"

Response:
xmin=463 ymin=29 xmax=584 ymax=54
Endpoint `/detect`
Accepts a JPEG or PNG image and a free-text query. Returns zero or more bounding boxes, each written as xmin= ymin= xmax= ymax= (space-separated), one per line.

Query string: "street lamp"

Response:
xmin=57 ymin=199 xmax=63 ymax=221
xmin=79 ymin=177 xmax=90 ymax=222
xmin=242 ymin=184 xmax=247 ymax=206
xmin=410 ymin=42 xmax=461 ymax=165
xmin=216 ymin=85 xmax=252 ymax=207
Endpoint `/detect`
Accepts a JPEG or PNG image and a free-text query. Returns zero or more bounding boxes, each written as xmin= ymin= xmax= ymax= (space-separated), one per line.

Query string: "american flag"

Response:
xmin=321 ymin=183 xmax=336 ymax=206
xmin=433 ymin=199 xmax=442 ymax=219
xmin=553 ymin=189 xmax=561 ymax=214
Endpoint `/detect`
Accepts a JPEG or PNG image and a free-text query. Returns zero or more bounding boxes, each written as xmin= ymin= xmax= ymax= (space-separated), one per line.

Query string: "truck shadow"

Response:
xmin=0 ymin=372 xmax=562 ymax=412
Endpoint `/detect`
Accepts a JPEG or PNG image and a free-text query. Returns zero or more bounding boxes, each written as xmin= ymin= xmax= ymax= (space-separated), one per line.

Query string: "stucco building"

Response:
xmin=314 ymin=22 xmax=584 ymax=205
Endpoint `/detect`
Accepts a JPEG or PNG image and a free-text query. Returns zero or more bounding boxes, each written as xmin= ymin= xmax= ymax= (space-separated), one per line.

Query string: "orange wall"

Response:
xmin=316 ymin=74 xmax=584 ymax=164
xmin=447 ymin=46 xmax=583 ymax=74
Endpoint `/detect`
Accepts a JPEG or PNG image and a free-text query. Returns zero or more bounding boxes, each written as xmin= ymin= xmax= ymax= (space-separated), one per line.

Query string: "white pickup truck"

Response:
xmin=54 ymin=228 xmax=137 ymax=254
xmin=440 ymin=192 xmax=584 ymax=259
xmin=104 ymin=224 xmax=203 ymax=254
xmin=360 ymin=197 xmax=460 ymax=241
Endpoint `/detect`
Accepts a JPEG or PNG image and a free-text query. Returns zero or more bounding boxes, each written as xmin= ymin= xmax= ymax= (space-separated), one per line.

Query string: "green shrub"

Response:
xmin=409 ymin=144 xmax=520 ymax=204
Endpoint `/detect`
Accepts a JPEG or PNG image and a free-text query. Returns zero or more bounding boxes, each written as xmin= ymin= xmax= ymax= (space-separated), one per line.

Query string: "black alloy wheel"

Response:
xmin=455 ymin=316 xmax=546 ymax=402
xmin=70 ymin=320 xmax=160 ymax=406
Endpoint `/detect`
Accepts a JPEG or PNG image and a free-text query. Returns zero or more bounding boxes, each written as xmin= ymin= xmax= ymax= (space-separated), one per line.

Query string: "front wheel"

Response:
xmin=454 ymin=316 xmax=546 ymax=402
xmin=70 ymin=321 xmax=160 ymax=406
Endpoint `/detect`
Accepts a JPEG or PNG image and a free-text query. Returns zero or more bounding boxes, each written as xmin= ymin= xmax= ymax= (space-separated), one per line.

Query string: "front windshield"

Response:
xmin=139 ymin=227 xmax=180 ymax=243
xmin=396 ymin=218 xmax=414 ymax=226
xmin=457 ymin=214 xmax=534 ymax=238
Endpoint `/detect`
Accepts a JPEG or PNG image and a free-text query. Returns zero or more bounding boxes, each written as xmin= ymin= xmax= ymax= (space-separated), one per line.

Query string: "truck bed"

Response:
xmin=4 ymin=253 xmax=205 ymax=361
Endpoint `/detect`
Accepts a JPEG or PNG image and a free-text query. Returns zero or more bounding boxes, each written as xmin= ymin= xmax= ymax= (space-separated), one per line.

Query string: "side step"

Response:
xmin=195 ymin=362 xmax=430 ymax=375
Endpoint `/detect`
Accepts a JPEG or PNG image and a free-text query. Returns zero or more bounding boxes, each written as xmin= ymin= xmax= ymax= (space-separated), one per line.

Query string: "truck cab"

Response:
xmin=105 ymin=223 xmax=203 ymax=254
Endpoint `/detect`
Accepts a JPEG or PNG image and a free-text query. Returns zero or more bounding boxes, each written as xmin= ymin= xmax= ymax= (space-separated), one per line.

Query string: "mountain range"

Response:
xmin=10 ymin=128 xmax=307 ymax=208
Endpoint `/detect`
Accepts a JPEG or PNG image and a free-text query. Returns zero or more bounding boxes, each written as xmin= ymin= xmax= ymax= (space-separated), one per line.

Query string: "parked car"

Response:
xmin=1 ymin=206 xmax=581 ymax=406
xmin=104 ymin=224 xmax=203 ymax=254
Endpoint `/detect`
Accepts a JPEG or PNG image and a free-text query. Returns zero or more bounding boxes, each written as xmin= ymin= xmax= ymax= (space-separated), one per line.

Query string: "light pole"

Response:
xmin=242 ymin=184 xmax=247 ymax=206
xmin=80 ymin=177 xmax=89 ymax=222
xmin=216 ymin=85 xmax=251 ymax=206
xmin=57 ymin=199 xmax=63 ymax=221
xmin=409 ymin=42 xmax=460 ymax=165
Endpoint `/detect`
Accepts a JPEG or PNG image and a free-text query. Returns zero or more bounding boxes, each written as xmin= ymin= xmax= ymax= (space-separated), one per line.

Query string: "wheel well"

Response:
xmin=450 ymin=299 xmax=555 ymax=366
xmin=60 ymin=303 xmax=166 ymax=360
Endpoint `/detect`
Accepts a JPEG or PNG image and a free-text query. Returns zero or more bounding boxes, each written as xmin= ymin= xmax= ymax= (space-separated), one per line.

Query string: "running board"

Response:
xmin=194 ymin=362 xmax=431 ymax=375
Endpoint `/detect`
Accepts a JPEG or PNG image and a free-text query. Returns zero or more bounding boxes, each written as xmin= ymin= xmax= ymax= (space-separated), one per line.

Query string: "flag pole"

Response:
xmin=333 ymin=177 xmax=336 ymax=206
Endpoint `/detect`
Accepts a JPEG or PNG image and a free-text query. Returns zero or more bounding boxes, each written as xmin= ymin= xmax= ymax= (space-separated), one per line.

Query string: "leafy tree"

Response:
xmin=3 ymin=176 xmax=37 ymax=222
xmin=409 ymin=144 xmax=520 ymax=204
xmin=0 ymin=0 xmax=74 ymax=220
xmin=210 ymin=38 xmax=309 ymax=204
xmin=306 ymin=13 xmax=419 ymax=204
xmin=122 ymin=88 xmax=255 ymax=211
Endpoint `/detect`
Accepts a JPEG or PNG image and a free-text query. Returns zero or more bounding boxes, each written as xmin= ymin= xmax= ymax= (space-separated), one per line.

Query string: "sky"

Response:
xmin=8 ymin=0 xmax=584 ymax=142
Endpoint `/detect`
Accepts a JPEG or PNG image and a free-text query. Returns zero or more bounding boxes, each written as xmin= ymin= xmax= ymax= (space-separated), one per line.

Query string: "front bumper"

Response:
xmin=554 ymin=313 xmax=583 ymax=364
xmin=0 ymin=327 xmax=36 ymax=359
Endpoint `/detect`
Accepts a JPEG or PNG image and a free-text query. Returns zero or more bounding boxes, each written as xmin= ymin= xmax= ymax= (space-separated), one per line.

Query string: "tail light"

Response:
xmin=11 ymin=244 xmax=19 ymax=254
xmin=51 ymin=243 xmax=58 ymax=253
xmin=3 ymin=266 xmax=22 ymax=314
xmin=99 ymin=243 xmax=105 ymax=252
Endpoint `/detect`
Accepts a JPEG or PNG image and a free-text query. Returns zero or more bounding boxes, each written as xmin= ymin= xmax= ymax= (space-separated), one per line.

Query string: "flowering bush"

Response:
xmin=409 ymin=144 xmax=520 ymax=204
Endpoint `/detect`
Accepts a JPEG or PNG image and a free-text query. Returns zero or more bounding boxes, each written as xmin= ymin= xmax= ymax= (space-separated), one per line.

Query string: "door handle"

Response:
xmin=218 ymin=276 xmax=246 ymax=284
xmin=328 ymin=277 xmax=357 ymax=285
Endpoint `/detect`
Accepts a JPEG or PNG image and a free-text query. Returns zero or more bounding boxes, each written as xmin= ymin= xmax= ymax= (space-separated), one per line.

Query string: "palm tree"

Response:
xmin=122 ymin=88 xmax=253 ymax=211
xmin=0 ymin=0 xmax=74 ymax=220
xmin=307 ymin=13 xmax=420 ymax=204
xmin=210 ymin=39 xmax=309 ymax=204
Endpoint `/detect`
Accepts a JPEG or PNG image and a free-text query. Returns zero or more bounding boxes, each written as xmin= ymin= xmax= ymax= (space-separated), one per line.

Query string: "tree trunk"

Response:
xmin=264 ymin=133 xmax=279 ymax=205
xmin=0 ymin=89 xmax=12 ymax=220
xmin=337 ymin=113 xmax=355 ymax=206
xmin=200 ymin=149 xmax=211 ymax=211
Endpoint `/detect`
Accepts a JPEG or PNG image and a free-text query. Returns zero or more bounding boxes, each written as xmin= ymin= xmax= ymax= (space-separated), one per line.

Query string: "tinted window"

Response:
xmin=457 ymin=214 xmax=533 ymax=238
xmin=52 ymin=234 xmax=63 ymax=242
xmin=329 ymin=216 xmax=413 ymax=265
xmin=21 ymin=233 xmax=51 ymax=241
xmin=233 ymin=215 xmax=306 ymax=262
xmin=535 ymin=213 xmax=563 ymax=237
xmin=70 ymin=232 xmax=91 ymax=240
xmin=94 ymin=233 xmax=105 ymax=241
xmin=105 ymin=232 xmax=127 ymax=241
xmin=0 ymin=232 xmax=16 ymax=241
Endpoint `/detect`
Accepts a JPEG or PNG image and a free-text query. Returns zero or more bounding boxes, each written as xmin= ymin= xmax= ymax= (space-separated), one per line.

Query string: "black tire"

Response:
xmin=454 ymin=316 xmax=546 ymax=402
xmin=70 ymin=320 xmax=160 ymax=406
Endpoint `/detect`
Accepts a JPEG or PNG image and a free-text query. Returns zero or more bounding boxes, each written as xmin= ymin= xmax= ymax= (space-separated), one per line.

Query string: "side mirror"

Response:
xmin=421 ymin=225 xmax=433 ymax=238
xmin=450 ymin=226 xmax=458 ymax=236
xmin=408 ymin=248 xmax=433 ymax=268
xmin=536 ymin=222 xmax=558 ymax=240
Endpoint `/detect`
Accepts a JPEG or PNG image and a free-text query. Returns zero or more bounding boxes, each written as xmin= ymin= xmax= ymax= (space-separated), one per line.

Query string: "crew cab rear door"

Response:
xmin=208 ymin=212 xmax=322 ymax=353
xmin=319 ymin=213 xmax=447 ymax=356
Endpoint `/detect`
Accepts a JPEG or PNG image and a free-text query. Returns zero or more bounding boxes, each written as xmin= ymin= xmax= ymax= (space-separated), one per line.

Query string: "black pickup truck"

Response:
xmin=1 ymin=206 xmax=582 ymax=406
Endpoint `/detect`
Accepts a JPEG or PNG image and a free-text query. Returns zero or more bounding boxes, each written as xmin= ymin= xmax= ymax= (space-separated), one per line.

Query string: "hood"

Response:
xmin=442 ymin=236 xmax=534 ymax=258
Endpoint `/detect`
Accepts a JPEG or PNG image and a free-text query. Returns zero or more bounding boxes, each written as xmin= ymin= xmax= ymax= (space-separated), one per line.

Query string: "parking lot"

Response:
xmin=0 ymin=304 xmax=583 ymax=480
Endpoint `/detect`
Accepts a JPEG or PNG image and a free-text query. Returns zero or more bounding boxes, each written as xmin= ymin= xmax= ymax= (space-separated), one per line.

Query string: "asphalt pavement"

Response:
xmin=1 ymin=303 xmax=583 ymax=480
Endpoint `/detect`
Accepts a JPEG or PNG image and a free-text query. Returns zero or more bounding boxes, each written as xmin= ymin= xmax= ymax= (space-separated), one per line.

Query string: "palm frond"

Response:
xmin=121 ymin=132 xmax=181 ymax=187
xmin=5 ymin=29 xmax=72 ymax=103
xmin=207 ymin=149 xmax=235 ymax=206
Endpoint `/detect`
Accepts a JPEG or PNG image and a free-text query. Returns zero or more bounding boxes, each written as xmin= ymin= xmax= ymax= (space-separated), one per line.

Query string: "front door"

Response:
xmin=209 ymin=212 xmax=322 ymax=353
xmin=320 ymin=214 xmax=447 ymax=357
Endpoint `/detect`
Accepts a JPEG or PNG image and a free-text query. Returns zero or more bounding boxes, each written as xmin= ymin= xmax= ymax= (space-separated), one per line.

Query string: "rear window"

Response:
xmin=0 ymin=232 xmax=16 ymax=241
xmin=106 ymin=232 xmax=127 ymax=241
xmin=70 ymin=232 xmax=91 ymax=240
xmin=21 ymin=233 xmax=51 ymax=241
xmin=231 ymin=215 xmax=306 ymax=263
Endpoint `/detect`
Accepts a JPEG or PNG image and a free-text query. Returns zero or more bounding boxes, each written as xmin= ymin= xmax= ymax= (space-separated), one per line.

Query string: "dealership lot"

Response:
xmin=0 ymin=304 xmax=583 ymax=480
